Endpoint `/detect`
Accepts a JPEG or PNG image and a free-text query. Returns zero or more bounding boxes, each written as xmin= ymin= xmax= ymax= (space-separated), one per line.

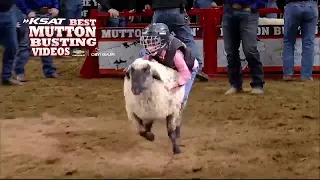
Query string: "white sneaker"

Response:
xmin=250 ymin=88 xmax=264 ymax=95
xmin=283 ymin=75 xmax=294 ymax=81
xmin=300 ymin=77 xmax=313 ymax=81
xmin=224 ymin=87 xmax=243 ymax=95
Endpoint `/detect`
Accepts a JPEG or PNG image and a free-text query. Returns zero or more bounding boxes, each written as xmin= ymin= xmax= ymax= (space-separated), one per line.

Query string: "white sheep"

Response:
xmin=123 ymin=58 xmax=185 ymax=154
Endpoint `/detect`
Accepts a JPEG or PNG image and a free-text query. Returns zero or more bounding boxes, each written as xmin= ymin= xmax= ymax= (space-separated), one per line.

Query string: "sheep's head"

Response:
xmin=125 ymin=63 xmax=162 ymax=95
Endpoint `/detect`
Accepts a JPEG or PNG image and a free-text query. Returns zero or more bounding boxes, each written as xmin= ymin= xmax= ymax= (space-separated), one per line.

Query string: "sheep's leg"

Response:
xmin=175 ymin=117 xmax=185 ymax=147
xmin=129 ymin=113 xmax=145 ymax=132
xmin=175 ymin=117 xmax=181 ymax=139
xmin=166 ymin=114 xmax=181 ymax=154
xmin=144 ymin=121 xmax=155 ymax=141
xmin=132 ymin=114 xmax=155 ymax=141
xmin=175 ymin=126 xmax=180 ymax=139
xmin=145 ymin=121 xmax=153 ymax=132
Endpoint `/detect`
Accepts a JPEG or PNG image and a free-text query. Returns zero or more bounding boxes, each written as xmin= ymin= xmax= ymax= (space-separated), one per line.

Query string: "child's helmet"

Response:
xmin=139 ymin=23 xmax=171 ymax=56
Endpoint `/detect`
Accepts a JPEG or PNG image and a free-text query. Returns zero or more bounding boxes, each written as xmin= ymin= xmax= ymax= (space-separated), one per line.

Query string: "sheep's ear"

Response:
xmin=124 ymin=65 xmax=131 ymax=79
xmin=152 ymin=70 xmax=162 ymax=81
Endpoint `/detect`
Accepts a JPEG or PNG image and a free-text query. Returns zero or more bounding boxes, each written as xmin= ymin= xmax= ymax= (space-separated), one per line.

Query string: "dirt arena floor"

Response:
xmin=0 ymin=57 xmax=319 ymax=178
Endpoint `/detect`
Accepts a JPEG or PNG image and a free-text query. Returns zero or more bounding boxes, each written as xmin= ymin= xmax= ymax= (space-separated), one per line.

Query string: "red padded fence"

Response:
xmin=79 ymin=7 xmax=320 ymax=79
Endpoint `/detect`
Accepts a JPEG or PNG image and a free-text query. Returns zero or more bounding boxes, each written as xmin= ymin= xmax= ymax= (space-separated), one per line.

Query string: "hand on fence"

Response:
xmin=143 ymin=4 xmax=151 ymax=11
xmin=128 ymin=9 xmax=135 ymax=22
xmin=211 ymin=2 xmax=217 ymax=7
xmin=108 ymin=8 xmax=119 ymax=17
xmin=28 ymin=11 xmax=36 ymax=18
xmin=49 ymin=8 xmax=59 ymax=17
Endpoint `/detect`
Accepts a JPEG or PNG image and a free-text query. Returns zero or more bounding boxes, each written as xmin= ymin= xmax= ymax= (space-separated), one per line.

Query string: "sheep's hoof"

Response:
xmin=145 ymin=132 xmax=155 ymax=141
xmin=173 ymin=147 xmax=181 ymax=154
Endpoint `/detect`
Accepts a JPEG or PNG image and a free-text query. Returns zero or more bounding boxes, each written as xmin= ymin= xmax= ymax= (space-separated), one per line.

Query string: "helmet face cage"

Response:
xmin=140 ymin=23 xmax=170 ymax=56
xmin=139 ymin=35 xmax=166 ymax=55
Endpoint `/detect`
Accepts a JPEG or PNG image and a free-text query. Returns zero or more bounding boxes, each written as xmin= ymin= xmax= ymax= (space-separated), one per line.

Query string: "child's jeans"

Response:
xmin=182 ymin=66 xmax=198 ymax=107
xmin=138 ymin=48 xmax=198 ymax=106
xmin=138 ymin=48 xmax=147 ymax=58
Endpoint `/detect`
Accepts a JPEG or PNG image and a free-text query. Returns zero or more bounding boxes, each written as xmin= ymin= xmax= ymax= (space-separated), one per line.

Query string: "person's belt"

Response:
xmin=153 ymin=7 xmax=180 ymax=11
xmin=231 ymin=3 xmax=251 ymax=11
xmin=288 ymin=0 xmax=312 ymax=2
xmin=33 ymin=7 xmax=50 ymax=14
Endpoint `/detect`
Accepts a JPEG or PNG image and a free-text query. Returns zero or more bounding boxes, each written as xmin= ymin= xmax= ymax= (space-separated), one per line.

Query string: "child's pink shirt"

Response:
xmin=143 ymin=50 xmax=198 ymax=86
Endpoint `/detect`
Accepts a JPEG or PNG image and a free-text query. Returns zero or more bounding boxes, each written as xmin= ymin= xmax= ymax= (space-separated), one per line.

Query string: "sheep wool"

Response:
xmin=123 ymin=58 xmax=185 ymax=130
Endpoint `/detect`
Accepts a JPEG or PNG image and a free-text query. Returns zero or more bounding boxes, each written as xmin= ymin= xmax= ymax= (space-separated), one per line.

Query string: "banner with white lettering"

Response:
xmin=97 ymin=25 xmax=320 ymax=73
xmin=217 ymin=38 xmax=320 ymax=70
xmin=98 ymin=40 xmax=204 ymax=72
xmin=216 ymin=24 xmax=320 ymax=72
xmin=82 ymin=0 xmax=98 ymax=18
xmin=100 ymin=27 xmax=203 ymax=39
xmin=97 ymin=27 xmax=203 ymax=73
xmin=217 ymin=25 xmax=319 ymax=37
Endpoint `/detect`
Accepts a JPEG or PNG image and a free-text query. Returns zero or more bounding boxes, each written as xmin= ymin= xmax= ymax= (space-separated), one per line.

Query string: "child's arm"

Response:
xmin=172 ymin=50 xmax=191 ymax=88
xmin=138 ymin=48 xmax=147 ymax=58
xmin=138 ymin=48 xmax=151 ymax=60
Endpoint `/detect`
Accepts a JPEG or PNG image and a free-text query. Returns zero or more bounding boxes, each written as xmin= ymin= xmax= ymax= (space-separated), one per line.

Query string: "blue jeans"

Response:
xmin=14 ymin=8 xmax=30 ymax=76
xmin=61 ymin=0 xmax=83 ymax=51
xmin=193 ymin=0 xmax=212 ymax=8
xmin=98 ymin=5 xmax=125 ymax=27
xmin=138 ymin=48 xmax=147 ymax=58
xmin=266 ymin=0 xmax=278 ymax=18
xmin=152 ymin=8 xmax=203 ymax=69
xmin=193 ymin=0 xmax=212 ymax=23
xmin=14 ymin=13 xmax=56 ymax=77
xmin=222 ymin=6 xmax=265 ymax=89
xmin=61 ymin=0 xmax=82 ymax=20
xmin=183 ymin=67 xmax=198 ymax=105
xmin=283 ymin=1 xmax=318 ymax=79
xmin=0 ymin=6 xmax=18 ymax=81
xmin=138 ymin=49 xmax=198 ymax=105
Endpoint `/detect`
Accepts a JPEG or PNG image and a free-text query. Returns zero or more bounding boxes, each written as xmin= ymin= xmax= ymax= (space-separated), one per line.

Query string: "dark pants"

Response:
xmin=222 ymin=6 xmax=265 ymax=89
xmin=193 ymin=0 xmax=212 ymax=23
xmin=60 ymin=0 xmax=83 ymax=51
xmin=14 ymin=7 xmax=30 ymax=76
xmin=60 ymin=0 xmax=83 ymax=20
xmin=98 ymin=4 xmax=126 ymax=27
xmin=152 ymin=8 xmax=203 ymax=69
xmin=0 ymin=6 xmax=18 ymax=82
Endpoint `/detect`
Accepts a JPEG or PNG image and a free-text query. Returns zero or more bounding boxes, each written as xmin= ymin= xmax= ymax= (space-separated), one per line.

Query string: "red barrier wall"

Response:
xmin=79 ymin=8 xmax=320 ymax=79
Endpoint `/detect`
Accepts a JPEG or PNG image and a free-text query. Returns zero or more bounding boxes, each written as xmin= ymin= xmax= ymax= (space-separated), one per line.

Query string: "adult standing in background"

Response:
xmin=16 ymin=0 xmax=61 ymax=80
xmin=139 ymin=0 xmax=211 ymax=81
xmin=60 ymin=0 xmax=84 ymax=55
xmin=0 ymin=0 xmax=22 ymax=85
xmin=193 ymin=0 xmax=220 ymax=23
xmin=222 ymin=0 xmax=266 ymax=95
xmin=193 ymin=0 xmax=219 ymax=8
xmin=277 ymin=0 xmax=318 ymax=81
xmin=266 ymin=0 xmax=278 ymax=18
xmin=14 ymin=5 xmax=31 ymax=82
xmin=96 ymin=0 xmax=136 ymax=27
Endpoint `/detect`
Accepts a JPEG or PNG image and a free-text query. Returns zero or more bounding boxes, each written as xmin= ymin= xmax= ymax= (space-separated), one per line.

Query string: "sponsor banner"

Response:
xmin=216 ymin=24 xmax=319 ymax=37
xmin=217 ymin=38 xmax=320 ymax=69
